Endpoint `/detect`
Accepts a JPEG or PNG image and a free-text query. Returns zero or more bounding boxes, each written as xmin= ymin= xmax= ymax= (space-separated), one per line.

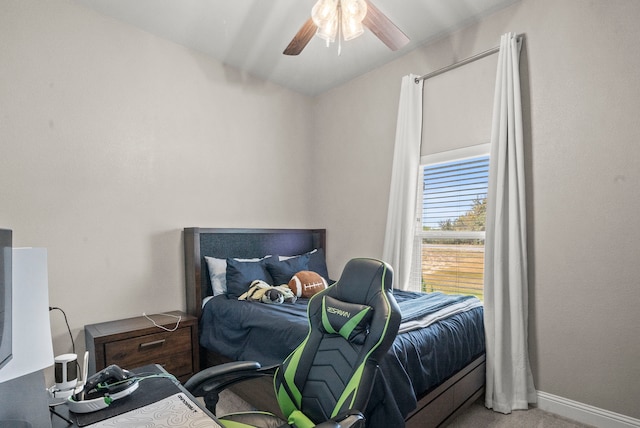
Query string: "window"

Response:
xmin=412 ymin=144 xmax=490 ymax=300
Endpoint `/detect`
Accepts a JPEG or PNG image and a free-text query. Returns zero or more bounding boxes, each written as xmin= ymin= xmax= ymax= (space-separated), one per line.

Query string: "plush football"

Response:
xmin=289 ymin=270 xmax=328 ymax=298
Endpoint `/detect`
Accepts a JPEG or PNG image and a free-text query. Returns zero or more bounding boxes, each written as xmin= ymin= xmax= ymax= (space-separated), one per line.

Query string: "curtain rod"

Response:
xmin=414 ymin=34 xmax=523 ymax=84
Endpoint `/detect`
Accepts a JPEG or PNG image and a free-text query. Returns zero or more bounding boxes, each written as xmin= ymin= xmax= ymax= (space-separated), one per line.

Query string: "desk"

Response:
xmin=50 ymin=364 xmax=221 ymax=427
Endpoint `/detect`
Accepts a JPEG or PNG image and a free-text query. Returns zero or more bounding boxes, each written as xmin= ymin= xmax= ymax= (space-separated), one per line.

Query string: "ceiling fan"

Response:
xmin=283 ymin=0 xmax=410 ymax=55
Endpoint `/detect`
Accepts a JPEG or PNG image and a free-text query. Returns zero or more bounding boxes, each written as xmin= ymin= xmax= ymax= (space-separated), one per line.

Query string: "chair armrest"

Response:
xmin=188 ymin=361 xmax=262 ymax=383
xmin=184 ymin=361 xmax=278 ymax=397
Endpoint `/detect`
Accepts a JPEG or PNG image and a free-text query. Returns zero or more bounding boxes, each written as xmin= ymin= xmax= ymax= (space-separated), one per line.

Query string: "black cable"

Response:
xmin=49 ymin=306 xmax=75 ymax=355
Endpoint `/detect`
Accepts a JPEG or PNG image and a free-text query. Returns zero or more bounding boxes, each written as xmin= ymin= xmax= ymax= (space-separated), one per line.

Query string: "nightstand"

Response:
xmin=85 ymin=311 xmax=199 ymax=383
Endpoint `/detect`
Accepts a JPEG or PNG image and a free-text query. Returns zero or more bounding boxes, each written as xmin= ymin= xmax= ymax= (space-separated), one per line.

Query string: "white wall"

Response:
xmin=0 ymin=0 xmax=313 ymax=373
xmin=311 ymin=0 xmax=640 ymax=420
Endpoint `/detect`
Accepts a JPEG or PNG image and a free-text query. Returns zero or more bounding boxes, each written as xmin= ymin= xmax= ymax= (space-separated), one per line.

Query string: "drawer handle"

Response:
xmin=139 ymin=339 xmax=166 ymax=350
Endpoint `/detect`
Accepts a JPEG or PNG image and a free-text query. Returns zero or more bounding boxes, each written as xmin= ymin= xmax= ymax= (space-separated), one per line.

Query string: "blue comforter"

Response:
xmin=200 ymin=289 xmax=484 ymax=427
xmin=398 ymin=291 xmax=477 ymax=322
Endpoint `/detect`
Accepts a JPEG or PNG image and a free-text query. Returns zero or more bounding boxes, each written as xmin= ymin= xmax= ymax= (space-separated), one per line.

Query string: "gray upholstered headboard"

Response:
xmin=183 ymin=228 xmax=326 ymax=319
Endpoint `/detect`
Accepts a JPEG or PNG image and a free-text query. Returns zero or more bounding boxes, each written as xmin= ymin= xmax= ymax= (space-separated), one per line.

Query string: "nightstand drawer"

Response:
xmin=104 ymin=329 xmax=192 ymax=374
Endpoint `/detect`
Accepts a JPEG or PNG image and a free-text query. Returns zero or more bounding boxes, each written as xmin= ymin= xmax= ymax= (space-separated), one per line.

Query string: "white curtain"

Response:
xmin=382 ymin=74 xmax=423 ymax=290
xmin=484 ymin=32 xmax=536 ymax=413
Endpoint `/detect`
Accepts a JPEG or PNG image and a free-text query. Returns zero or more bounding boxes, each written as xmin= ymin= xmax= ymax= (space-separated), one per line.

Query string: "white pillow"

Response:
xmin=204 ymin=255 xmax=269 ymax=296
xmin=204 ymin=256 xmax=228 ymax=296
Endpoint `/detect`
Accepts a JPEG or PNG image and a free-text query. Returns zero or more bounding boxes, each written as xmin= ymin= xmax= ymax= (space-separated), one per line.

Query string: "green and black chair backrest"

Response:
xmin=274 ymin=258 xmax=401 ymax=427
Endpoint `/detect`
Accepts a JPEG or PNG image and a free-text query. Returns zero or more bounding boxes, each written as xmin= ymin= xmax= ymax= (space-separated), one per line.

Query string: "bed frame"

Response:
xmin=183 ymin=227 xmax=485 ymax=427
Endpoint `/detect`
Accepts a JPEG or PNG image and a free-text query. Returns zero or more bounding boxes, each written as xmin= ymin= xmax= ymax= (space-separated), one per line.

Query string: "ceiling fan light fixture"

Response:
xmin=342 ymin=16 xmax=365 ymax=41
xmin=284 ymin=0 xmax=408 ymax=56
xmin=342 ymin=0 xmax=368 ymax=22
xmin=341 ymin=0 xmax=367 ymax=41
xmin=312 ymin=0 xmax=338 ymax=43
xmin=311 ymin=0 xmax=337 ymax=26
xmin=311 ymin=0 xmax=367 ymax=45
xmin=316 ymin=16 xmax=338 ymax=43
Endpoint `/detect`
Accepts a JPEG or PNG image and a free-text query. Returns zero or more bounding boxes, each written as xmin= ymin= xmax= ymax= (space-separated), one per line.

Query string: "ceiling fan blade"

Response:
xmin=362 ymin=0 xmax=410 ymax=51
xmin=283 ymin=18 xmax=317 ymax=55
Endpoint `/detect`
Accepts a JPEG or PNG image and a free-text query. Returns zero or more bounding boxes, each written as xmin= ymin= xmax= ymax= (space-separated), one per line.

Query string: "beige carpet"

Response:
xmin=213 ymin=391 xmax=594 ymax=428
xmin=446 ymin=400 xmax=594 ymax=428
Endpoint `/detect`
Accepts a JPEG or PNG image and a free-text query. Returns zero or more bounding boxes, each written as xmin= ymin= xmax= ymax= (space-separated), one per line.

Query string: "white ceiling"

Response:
xmin=75 ymin=0 xmax=519 ymax=96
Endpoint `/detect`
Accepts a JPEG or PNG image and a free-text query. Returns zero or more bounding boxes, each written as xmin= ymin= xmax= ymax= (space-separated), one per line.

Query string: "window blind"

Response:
xmin=422 ymin=156 xmax=489 ymax=231
xmin=415 ymin=155 xmax=489 ymax=299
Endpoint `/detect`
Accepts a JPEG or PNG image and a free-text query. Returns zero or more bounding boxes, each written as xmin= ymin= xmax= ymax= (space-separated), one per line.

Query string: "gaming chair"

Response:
xmin=185 ymin=258 xmax=401 ymax=428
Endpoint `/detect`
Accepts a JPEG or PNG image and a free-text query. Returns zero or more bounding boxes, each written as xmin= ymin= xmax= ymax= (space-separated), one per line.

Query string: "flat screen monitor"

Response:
xmin=0 ymin=229 xmax=11 ymax=371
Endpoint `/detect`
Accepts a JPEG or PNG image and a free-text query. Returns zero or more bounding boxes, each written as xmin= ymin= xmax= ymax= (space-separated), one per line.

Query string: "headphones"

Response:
xmin=66 ymin=365 xmax=139 ymax=414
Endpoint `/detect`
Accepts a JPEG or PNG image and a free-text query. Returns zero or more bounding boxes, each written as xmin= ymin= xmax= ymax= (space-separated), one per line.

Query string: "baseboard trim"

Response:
xmin=537 ymin=391 xmax=640 ymax=428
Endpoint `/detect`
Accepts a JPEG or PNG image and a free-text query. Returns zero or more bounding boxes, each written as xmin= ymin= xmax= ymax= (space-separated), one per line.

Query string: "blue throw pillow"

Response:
xmin=266 ymin=254 xmax=310 ymax=285
xmin=226 ymin=258 xmax=273 ymax=298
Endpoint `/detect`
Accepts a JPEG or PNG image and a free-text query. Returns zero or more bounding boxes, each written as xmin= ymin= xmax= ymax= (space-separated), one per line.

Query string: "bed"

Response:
xmin=183 ymin=227 xmax=486 ymax=428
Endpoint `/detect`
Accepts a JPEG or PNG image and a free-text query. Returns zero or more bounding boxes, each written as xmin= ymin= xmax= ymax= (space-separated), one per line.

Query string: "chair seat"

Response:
xmin=218 ymin=411 xmax=287 ymax=428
